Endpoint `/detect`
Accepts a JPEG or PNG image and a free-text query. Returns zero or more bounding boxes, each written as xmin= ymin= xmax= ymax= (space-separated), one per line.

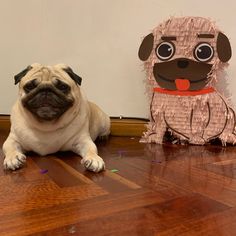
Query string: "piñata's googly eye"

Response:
xmin=155 ymin=41 xmax=175 ymax=61
xmin=194 ymin=43 xmax=214 ymax=62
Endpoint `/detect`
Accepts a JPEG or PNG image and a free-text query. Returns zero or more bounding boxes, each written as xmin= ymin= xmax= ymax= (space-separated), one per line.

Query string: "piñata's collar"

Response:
xmin=153 ymin=87 xmax=215 ymax=96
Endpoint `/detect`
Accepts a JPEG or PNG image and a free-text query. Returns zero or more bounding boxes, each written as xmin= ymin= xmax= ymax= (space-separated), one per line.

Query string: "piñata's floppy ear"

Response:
xmin=138 ymin=33 xmax=154 ymax=61
xmin=63 ymin=67 xmax=82 ymax=86
xmin=14 ymin=66 xmax=32 ymax=85
xmin=217 ymin=32 xmax=232 ymax=62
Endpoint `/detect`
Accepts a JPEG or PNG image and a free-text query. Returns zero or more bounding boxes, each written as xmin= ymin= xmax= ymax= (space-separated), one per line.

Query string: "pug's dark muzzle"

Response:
xmin=153 ymin=58 xmax=213 ymax=91
xmin=22 ymin=85 xmax=74 ymax=121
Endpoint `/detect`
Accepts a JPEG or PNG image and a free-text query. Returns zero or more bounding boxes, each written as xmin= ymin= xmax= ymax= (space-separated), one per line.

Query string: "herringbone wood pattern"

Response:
xmin=1 ymin=127 xmax=236 ymax=235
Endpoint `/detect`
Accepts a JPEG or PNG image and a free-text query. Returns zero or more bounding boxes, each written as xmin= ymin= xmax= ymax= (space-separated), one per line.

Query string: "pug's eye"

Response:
xmin=55 ymin=79 xmax=70 ymax=93
xmin=155 ymin=41 xmax=175 ymax=61
xmin=194 ymin=43 xmax=214 ymax=62
xmin=23 ymin=79 xmax=38 ymax=93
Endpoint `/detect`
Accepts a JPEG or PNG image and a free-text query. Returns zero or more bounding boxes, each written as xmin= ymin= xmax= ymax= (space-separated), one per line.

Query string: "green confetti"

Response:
xmin=111 ymin=169 xmax=119 ymax=173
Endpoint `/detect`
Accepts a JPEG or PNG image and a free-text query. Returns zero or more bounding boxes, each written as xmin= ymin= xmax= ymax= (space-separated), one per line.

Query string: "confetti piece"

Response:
xmin=151 ymin=160 xmax=162 ymax=164
xmin=68 ymin=226 xmax=76 ymax=234
xmin=40 ymin=169 xmax=48 ymax=174
xmin=111 ymin=169 xmax=119 ymax=173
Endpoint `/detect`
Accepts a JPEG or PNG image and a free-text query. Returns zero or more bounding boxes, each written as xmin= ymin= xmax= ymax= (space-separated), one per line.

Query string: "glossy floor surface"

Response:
xmin=1 ymin=131 xmax=236 ymax=235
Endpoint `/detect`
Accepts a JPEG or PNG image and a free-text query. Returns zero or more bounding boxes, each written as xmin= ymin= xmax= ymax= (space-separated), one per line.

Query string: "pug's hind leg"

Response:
xmin=3 ymin=137 xmax=26 ymax=170
xmin=72 ymin=137 xmax=105 ymax=173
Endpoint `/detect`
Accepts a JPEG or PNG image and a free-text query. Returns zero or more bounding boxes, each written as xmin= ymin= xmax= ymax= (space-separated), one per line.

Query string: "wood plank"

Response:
xmin=28 ymin=193 xmax=229 ymax=236
xmin=0 ymin=189 xmax=165 ymax=236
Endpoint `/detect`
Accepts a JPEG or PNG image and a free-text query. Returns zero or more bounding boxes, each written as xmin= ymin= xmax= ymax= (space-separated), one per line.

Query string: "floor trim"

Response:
xmin=0 ymin=115 xmax=148 ymax=137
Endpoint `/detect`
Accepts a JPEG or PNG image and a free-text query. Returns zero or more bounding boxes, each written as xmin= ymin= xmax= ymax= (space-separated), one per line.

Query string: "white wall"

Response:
xmin=1 ymin=0 xmax=236 ymax=118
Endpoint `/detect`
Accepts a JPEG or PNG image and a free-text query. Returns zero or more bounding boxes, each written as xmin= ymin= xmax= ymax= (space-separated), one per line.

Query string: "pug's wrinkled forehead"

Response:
xmin=153 ymin=17 xmax=218 ymax=61
xmin=14 ymin=63 xmax=82 ymax=86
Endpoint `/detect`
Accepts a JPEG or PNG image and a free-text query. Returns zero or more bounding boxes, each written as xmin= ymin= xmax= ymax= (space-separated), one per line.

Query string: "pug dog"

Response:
xmin=3 ymin=63 xmax=110 ymax=172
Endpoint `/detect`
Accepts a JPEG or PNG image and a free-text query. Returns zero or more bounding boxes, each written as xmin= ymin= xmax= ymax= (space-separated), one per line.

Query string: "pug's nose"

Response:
xmin=40 ymin=89 xmax=53 ymax=97
xmin=177 ymin=60 xmax=189 ymax=68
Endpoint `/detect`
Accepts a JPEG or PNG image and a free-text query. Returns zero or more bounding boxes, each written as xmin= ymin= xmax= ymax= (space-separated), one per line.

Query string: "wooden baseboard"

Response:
xmin=110 ymin=117 xmax=148 ymax=137
xmin=0 ymin=115 xmax=11 ymax=133
xmin=0 ymin=115 xmax=148 ymax=137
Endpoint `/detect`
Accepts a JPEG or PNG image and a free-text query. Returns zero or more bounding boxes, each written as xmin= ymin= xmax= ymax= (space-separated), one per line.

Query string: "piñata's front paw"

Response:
xmin=189 ymin=136 xmax=206 ymax=145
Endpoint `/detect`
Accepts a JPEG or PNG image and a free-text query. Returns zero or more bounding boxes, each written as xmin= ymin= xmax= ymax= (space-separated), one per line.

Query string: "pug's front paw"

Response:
xmin=81 ymin=154 xmax=105 ymax=173
xmin=4 ymin=151 xmax=26 ymax=170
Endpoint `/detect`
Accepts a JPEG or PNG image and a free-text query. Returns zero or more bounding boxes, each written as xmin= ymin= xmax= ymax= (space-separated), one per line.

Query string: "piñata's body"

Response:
xmin=141 ymin=88 xmax=236 ymax=145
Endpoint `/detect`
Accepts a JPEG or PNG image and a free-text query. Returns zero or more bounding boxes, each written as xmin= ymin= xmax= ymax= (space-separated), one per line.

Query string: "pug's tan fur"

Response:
xmin=3 ymin=63 xmax=110 ymax=172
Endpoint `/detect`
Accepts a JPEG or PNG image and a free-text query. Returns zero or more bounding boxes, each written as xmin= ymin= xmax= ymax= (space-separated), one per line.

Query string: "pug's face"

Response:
xmin=15 ymin=64 xmax=82 ymax=121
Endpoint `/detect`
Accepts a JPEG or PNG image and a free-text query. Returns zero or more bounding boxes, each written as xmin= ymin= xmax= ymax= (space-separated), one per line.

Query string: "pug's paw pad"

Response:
xmin=81 ymin=155 xmax=105 ymax=173
xmin=4 ymin=152 xmax=26 ymax=170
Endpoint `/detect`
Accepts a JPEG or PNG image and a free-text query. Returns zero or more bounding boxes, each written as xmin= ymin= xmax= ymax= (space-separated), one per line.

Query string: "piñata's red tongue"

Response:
xmin=175 ymin=78 xmax=190 ymax=91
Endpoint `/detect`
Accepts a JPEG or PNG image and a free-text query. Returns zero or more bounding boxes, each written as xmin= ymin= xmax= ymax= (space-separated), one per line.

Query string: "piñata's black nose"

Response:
xmin=177 ymin=60 xmax=189 ymax=68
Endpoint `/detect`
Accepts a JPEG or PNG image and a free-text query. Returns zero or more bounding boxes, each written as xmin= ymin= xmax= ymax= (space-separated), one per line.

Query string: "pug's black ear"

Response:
xmin=138 ymin=33 xmax=154 ymax=61
xmin=63 ymin=67 xmax=82 ymax=86
xmin=14 ymin=66 xmax=32 ymax=85
xmin=217 ymin=32 xmax=232 ymax=62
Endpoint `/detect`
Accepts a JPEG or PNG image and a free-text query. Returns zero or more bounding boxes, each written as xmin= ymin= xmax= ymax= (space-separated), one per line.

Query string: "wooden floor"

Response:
xmin=1 ymin=130 xmax=236 ymax=235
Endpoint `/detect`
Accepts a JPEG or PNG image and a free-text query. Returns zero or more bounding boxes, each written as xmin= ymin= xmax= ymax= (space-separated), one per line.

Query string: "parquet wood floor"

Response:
xmin=1 ymin=128 xmax=236 ymax=235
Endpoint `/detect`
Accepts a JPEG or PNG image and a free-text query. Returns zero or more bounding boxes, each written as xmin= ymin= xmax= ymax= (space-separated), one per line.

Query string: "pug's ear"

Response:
xmin=14 ymin=66 xmax=32 ymax=85
xmin=217 ymin=32 xmax=232 ymax=62
xmin=63 ymin=67 xmax=82 ymax=86
xmin=138 ymin=33 xmax=154 ymax=61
